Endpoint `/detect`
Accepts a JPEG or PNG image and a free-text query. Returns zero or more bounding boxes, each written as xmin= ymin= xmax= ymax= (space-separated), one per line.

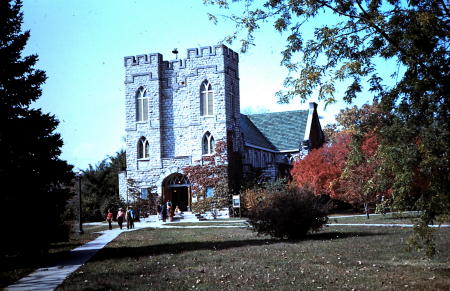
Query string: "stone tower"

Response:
xmin=119 ymin=45 xmax=242 ymax=210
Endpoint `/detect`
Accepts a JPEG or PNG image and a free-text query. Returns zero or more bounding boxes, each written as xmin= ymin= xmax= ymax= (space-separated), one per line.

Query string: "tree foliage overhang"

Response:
xmin=205 ymin=0 xmax=449 ymax=256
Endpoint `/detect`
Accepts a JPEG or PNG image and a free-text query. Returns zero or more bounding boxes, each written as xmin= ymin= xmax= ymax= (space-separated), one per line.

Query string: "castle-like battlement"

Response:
xmin=124 ymin=44 xmax=238 ymax=68
xmin=124 ymin=53 xmax=163 ymax=67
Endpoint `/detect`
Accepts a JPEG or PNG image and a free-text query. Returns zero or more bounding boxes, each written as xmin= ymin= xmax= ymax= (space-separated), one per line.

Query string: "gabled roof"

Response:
xmin=240 ymin=110 xmax=309 ymax=152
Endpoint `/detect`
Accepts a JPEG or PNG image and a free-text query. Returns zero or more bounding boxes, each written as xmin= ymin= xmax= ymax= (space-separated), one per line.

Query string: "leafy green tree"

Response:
xmin=206 ymin=0 xmax=449 ymax=256
xmin=78 ymin=150 xmax=125 ymax=221
xmin=0 ymin=0 xmax=74 ymax=256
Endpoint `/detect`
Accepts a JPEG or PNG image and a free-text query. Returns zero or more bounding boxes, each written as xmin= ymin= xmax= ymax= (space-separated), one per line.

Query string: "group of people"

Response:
xmin=157 ymin=201 xmax=182 ymax=222
xmin=105 ymin=202 xmax=181 ymax=228
xmin=105 ymin=206 xmax=135 ymax=230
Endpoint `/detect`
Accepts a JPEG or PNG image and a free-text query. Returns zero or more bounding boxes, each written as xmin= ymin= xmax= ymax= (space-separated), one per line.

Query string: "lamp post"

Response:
xmin=77 ymin=172 xmax=84 ymax=234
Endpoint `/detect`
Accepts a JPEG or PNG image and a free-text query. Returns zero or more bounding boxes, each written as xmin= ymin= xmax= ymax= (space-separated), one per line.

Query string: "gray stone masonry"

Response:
xmin=120 ymin=45 xmax=242 ymax=200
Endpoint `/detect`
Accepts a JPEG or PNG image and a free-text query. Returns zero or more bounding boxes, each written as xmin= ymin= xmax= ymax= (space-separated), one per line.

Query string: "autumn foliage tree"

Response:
xmin=206 ymin=0 xmax=449 ymax=256
xmin=337 ymin=132 xmax=387 ymax=218
xmin=291 ymin=132 xmax=350 ymax=197
xmin=292 ymin=105 xmax=391 ymax=218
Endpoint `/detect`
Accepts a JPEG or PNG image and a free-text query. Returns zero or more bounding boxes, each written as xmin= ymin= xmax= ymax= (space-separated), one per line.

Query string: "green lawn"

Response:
xmin=329 ymin=212 xmax=449 ymax=225
xmin=57 ymin=225 xmax=450 ymax=290
xmin=164 ymin=221 xmax=247 ymax=227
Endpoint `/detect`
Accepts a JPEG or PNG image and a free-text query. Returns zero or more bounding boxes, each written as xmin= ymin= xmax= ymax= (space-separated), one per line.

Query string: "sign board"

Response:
xmin=232 ymin=195 xmax=240 ymax=208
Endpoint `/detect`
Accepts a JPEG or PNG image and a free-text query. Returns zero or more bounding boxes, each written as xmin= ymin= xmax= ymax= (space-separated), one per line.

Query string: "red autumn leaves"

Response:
xmin=291 ymin=131 xmax=387 ymax=208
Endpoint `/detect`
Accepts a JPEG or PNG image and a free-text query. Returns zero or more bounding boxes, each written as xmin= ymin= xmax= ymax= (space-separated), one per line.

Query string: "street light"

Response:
xmin=76 ymin=172 xmax=84 ymax=234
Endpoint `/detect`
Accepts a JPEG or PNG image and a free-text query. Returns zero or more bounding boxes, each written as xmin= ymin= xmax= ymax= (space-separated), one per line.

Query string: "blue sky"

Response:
xmin=22 ymin=0 xmax=388 ymax=170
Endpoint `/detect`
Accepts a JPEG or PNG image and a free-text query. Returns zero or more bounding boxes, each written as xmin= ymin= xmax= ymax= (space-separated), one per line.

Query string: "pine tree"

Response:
xmin=0 ymin=0 xmax=73 ymax=256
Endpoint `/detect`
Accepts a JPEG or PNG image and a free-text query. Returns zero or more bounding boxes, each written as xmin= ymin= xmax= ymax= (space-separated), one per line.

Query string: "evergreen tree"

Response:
xmin=0 ymin=0 xmax=73 ymax=256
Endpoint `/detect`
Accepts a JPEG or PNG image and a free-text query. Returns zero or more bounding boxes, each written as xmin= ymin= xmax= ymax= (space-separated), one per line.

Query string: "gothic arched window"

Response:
xmin=200 ymin=80 xmax=213 ymax=116
xmin=136 ymin=87 xmax=148 ymax=122
xmin=137 ymin=137 xmax=150 ymax=159
xmin=202 ymin=132 xmax=215 ymax=155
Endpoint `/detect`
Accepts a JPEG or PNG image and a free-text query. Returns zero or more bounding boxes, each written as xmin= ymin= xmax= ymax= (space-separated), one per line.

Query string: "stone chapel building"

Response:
xmin=118 ymin=45 xmax=324 ymax=211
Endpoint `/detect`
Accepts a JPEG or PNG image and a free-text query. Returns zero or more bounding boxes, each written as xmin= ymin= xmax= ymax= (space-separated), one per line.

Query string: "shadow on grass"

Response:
xmin=386 ymin=216 xmax=417 ymax=220
xmin=90 ymin=230 xmax=388 ymax=262
xmin=0 ymin=247 xmax=77 ymax=273
xmin=305 ymin=230 xmax=391 ymax=241
xmin=49 ymin=243 xmax=83 ymax=250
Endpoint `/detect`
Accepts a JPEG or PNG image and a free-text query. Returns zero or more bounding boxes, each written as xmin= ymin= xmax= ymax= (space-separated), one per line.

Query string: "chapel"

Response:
xmin=118 ymin=45 xmax=324 ymax=210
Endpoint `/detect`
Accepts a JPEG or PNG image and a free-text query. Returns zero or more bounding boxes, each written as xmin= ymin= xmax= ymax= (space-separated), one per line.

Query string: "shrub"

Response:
xmin=247 ymin=187 xmax=329 ymax=239
xmin=242 ymin=187 xmax=268 ymax=212
xmin=242 ymin=178 xmax=288 ymax=213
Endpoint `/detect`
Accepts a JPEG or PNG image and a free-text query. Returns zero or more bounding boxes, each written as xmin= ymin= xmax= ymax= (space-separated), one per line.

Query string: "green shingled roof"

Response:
xmin=240 ymin=110 xmax=309 ymax=151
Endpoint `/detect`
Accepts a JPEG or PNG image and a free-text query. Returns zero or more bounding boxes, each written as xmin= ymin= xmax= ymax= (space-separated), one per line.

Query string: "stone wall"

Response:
xmin=120 ymin=45 xmax=241 ymax=200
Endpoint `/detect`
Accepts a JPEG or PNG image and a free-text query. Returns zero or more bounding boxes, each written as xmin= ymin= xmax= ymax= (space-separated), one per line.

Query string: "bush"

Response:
xmin=241 ymin=178 xmax=288 ymax=214
xmin=242 ymin=187 xmax=268 ymax=212
xmin=247 ymin=187 xmax=329 ymax=239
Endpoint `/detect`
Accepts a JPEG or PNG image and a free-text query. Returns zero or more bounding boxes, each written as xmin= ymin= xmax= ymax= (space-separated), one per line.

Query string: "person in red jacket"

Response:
xmin=106 ymin=209 xmax=113 ymax=230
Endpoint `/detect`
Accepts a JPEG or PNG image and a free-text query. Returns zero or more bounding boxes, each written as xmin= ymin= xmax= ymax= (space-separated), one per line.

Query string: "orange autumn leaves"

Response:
xmin=291 ymin=131 xmax=387 ymax=206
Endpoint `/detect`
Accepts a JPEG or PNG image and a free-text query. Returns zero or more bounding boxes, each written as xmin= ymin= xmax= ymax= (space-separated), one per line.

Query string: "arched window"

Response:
xmin=136 ymin=87 xmax=148 ymax=121
xmin=200 ymin=80 xmax=213 ymax=116
xmin=202 ymin=132 xmax=215 ymax=155
xmin=137 ymin=137 xmax=149 ymax=159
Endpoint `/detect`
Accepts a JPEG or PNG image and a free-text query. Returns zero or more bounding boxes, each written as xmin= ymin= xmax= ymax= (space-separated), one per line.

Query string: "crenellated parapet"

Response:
xmin=124 ymin=53 xmax=163 ymax=67
xmin=124 ymin=44 xmax=238 ymax=68
xmin=186 ymin=45 xmax=238 ymax=61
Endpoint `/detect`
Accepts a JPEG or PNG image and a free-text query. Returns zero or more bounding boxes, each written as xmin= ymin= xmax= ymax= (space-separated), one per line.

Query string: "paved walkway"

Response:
xmin=6 ymin=214 xmax=449 ymax=290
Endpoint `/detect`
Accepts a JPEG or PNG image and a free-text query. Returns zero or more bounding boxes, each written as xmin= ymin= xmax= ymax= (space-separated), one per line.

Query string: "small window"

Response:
xmin=200 ymin=80 xmax=214 ymax=116
xmin=205 ymin=187 xmax=215 ymax=198
xmin=136 ymin=87 xmax=149 ymax=122
xmin=138 ymin=137 xmax=150 ymax=159
xmin=202 ymin=132 xmax=215 ymax=155
xmin=140 ymin=188 xmax=149 ymax=199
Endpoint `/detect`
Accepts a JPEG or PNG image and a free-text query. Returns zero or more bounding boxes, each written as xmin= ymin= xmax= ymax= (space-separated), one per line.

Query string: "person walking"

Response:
xmin=117 ymin=208 xmax=125 ymax=229
xmin=106 ymin=209 xmax=113 ymax=230
xmin=167 ymin=200 xmax=174 ymax=222
xmin=126 ymin=206 xmax=135 ymax=229
xmin=161 ymin=203 xmax=168 ymax=222
xmin=157 ymin=204 xmax=162 ymax=220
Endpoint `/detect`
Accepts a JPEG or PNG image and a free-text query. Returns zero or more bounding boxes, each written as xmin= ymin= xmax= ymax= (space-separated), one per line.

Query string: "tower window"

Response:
xmin=137 ymin=137 xmax=150 ymax=159
xmin=202 ymin=132 xmax=215 ymax=155
xmin=200 ymin=80 xmax=213 ymax=116
xmin=136 ymin=87 xmax=149 ymax=122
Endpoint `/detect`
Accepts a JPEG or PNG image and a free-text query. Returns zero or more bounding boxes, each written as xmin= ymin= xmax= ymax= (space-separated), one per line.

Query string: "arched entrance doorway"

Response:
xmin=162 ymin=173 xmax=191 ymax=211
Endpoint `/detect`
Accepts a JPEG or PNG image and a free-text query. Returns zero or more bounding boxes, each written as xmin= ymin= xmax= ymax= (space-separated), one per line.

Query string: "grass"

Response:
xmin=57 ymin=225 xmax=450 ymax=290
xmin=329 ymin=212 xmax=450 ymax=225
xmin=164 ymin=221 xmax=247 ymax=227
xmin=0 ymin=222 xmax=111 ymax=288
